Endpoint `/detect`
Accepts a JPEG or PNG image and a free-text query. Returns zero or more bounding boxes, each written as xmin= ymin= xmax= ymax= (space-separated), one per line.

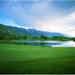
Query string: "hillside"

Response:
xmin=0 ymin=24 xmax=65 ymax=40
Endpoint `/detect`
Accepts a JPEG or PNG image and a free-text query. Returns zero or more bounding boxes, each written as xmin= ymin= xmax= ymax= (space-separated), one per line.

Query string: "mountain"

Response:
xmin=0 ymin=24 xmax=65 ymax=40
xmin=27 ymin=29 xmax=65 ymax=37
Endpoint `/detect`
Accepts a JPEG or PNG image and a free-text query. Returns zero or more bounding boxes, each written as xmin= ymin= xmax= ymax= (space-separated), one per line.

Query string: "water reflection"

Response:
xmin=0 ymin=40 xmax=75 ymax=47
xmin=12 ymin=40 xmax=62 ymax=46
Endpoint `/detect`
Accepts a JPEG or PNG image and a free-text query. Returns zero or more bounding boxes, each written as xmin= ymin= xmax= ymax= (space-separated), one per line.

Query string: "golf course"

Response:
xmin=0 ymin=43 xmax=75 ymax=74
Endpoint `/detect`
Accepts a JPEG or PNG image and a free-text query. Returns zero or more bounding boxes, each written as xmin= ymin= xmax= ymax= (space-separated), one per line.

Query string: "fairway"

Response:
xmin=0 ymin=43 xmax=75 ymax=74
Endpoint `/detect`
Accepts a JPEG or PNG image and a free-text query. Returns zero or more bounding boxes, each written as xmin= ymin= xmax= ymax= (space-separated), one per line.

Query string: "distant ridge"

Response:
xmin=0 ymin=23 xmax=66 ymax=39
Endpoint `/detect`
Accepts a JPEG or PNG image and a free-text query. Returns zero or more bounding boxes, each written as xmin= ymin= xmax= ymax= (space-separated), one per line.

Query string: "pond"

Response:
xmin=11 ymin=40 xmax=75 ymax=47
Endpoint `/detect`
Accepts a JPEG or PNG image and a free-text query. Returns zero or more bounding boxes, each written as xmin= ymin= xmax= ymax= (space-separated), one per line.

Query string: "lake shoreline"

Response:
xmin=0 ymin=40 xmax=75 ymax=47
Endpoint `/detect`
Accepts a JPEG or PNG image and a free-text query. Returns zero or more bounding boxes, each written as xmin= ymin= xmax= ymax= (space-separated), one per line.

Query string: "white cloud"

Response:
xmin=33 ymin=11 xmax=75 ymax=37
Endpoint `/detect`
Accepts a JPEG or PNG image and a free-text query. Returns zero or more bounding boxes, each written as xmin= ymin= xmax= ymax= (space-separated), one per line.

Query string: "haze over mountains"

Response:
xmin=0 ymin=24 xmax=66 ymax=39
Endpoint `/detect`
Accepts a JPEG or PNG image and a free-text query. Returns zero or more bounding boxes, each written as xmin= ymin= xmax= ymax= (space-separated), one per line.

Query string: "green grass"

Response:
xmin=0 ymin=43 xmax=75 ymax=74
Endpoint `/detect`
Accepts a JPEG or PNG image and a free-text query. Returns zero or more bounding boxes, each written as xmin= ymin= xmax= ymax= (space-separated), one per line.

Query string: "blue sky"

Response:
xmin=0 ymin=0 xmax=75 ymax=36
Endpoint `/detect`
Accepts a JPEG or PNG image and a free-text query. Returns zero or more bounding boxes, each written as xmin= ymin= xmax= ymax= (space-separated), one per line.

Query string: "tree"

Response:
xmin=40 ymin=35 xmax=48 ymax=40
xmin=70 ymin=37 xmax=75 ymax=41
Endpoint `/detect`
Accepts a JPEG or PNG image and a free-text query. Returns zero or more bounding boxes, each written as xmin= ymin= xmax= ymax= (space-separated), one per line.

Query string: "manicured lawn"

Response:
xmin=0 ymin=43 xmax=75 ymax=74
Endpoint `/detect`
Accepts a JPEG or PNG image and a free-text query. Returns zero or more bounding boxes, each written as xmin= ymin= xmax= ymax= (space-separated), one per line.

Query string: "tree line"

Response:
xmin=0 ymin=33 xmax=75 ymax=41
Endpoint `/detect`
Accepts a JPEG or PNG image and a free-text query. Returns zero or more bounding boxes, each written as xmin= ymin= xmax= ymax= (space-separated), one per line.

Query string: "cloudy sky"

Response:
xmin=0 ymin=0 xmax=75 ymax=36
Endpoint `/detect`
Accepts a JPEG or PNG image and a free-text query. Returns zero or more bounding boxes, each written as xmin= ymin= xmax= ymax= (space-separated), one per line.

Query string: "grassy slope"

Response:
xmin=0 ymin=43 xmax=75 ymax=74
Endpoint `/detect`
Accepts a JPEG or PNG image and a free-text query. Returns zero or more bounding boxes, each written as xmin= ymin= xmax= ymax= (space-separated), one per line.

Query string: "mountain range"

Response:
xmin=0 ymin=24 xmax=66 ymax=39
